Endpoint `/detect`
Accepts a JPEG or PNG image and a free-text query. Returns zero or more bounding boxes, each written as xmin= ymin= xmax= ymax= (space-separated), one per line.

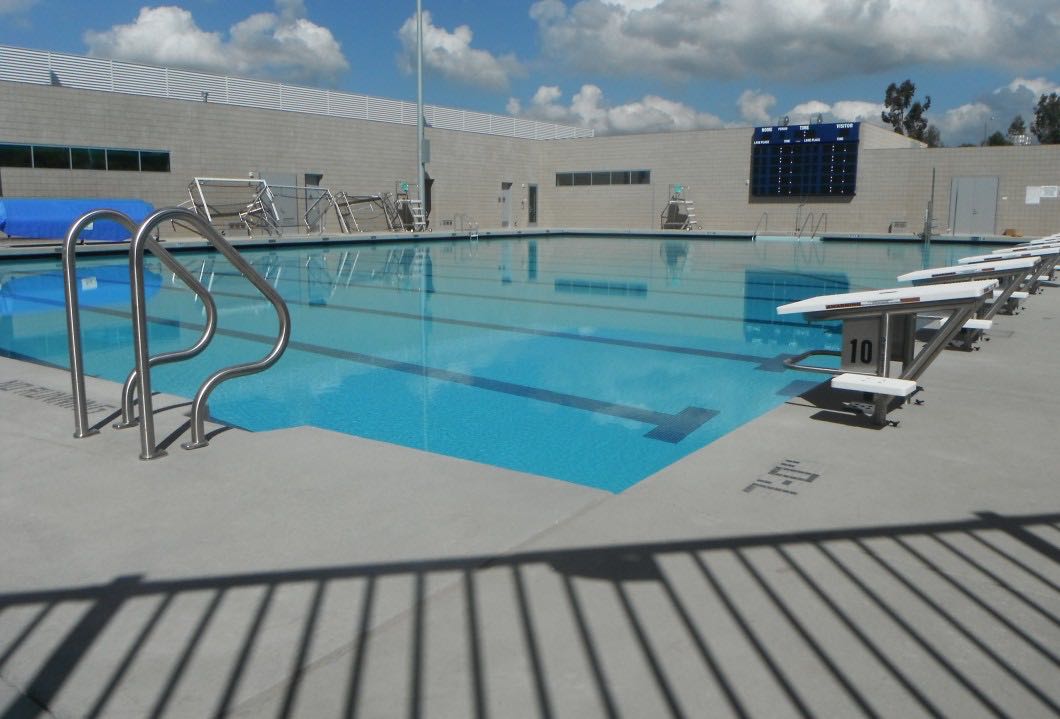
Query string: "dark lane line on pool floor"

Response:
xmin=5 ymin=278 xmax=808 ymax=374
xmin=66 ymin=304 xmax=721 ymax=444
xmin=194 ymin=287 xmax=797 ymax=372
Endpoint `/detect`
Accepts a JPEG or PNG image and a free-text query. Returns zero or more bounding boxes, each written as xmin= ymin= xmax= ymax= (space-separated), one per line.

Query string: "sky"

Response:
xmin=1 ymin=0 xmax=1058 ymax=146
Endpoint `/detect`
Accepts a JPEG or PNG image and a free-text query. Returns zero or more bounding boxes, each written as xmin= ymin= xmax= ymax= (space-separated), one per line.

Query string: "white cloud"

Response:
xmin=530 ymin=0 xmax=1060 ymax=81
xmin=738 ymin=90 xmax=775 ymax=124
xmin=511 ymin=84 xmax=724 ymax=134
xmin=398 ymin=11 xmax=522 ymax=90
xmin=740 ymin=91 xmax=882 ymax=128
xmin=1002 ymin=77 xmax=1060 ymax=99
xmin=83 ymin=3 xmax=348 ymax=86
xmin=783 ymin=99 xmax=882 ymax=125
xmin=935 ymin=102 xmax=993 ymax=145
xmin=533 ymin=85 xmax=563 ymax=105
xmin=929 ymin=76 xmax=1060 ymax=145
xmin=830 ymin=101 xmax=884 ymax=123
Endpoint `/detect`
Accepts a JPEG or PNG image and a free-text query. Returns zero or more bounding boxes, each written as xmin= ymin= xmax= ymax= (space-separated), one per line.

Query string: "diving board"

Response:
xmin=777 ymin=279 xmax=997 ymax=425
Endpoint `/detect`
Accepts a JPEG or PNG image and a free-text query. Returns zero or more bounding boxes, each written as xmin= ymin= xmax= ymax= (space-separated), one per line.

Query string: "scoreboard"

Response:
xmin=750 ymin=122 xmax=859 ymax=197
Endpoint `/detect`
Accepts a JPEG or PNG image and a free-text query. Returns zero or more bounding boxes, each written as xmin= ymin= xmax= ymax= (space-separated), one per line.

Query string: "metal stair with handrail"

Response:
xmin=63 ymin=209 xmax=219 ymax=441
xmin=62 ymin=207 xmax=291 ymax=460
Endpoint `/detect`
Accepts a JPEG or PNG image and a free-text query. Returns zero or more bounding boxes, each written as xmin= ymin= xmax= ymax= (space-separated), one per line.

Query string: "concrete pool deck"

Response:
xmin=1 ymin=288 xmax=1058 ymax=717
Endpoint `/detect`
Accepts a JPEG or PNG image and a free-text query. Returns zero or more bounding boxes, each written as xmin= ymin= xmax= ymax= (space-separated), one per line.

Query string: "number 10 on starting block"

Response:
xmin=841 ymin=316 xmax=912 ymax=373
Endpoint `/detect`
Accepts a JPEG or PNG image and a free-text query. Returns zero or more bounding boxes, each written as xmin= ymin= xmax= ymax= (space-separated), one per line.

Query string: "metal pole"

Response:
xmin=922 ymin=167 xmax=935 ymax=249
xmin=62 ymin=210 xmax=138 ymax=438
xmin=417 ymin=0 xmax=425 ymax=208
xmin=128 ymin=225 xmax=163 ymax=459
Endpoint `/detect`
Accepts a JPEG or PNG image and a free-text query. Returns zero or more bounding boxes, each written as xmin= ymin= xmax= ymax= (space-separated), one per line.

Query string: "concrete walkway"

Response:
xmin=1 ymin=288 xmax=1057 ymax=717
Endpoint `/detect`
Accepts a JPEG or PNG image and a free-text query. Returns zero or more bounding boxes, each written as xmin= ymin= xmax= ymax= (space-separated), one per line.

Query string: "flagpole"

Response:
xmin=416 ymin=0 xmax=425 ymax=210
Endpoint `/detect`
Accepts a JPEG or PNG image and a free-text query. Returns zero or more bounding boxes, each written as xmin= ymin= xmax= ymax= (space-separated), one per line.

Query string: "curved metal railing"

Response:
xmin=127 ymin=208 xmax=291 ymax=459
xmin=810 ymin=213 xmax=828 ymax=238
xmin=62 ymin=210 xmax=219 ymax=439
xmin=751 ymin=212 xmax=768 ymax=240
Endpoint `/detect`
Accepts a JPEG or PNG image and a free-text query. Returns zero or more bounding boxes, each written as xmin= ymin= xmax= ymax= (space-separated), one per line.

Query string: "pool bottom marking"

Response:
xmin=743 ymin=459 xmax=821 ymax=495
xmin=76 ymin=306 xmax=720 ymax=444
xmin=276 ymin=335 xmax=720 ymax=444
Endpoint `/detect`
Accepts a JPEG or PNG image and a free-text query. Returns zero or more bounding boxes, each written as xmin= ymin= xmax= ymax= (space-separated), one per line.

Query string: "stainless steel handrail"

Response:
xmin=810 ymin=213 xmax=828 ymax=238
xmin=751 ymin=212 xmax=768 ymax=240
xmin=62 ymin=210 xmax=218 ymax=440
xmin=795 ymin=212 xmax=814 ymax=238
xmin=114 ymin=260 xmax=220 ymax=430
xmin=128 ymin=208 xmax=291 ymax=459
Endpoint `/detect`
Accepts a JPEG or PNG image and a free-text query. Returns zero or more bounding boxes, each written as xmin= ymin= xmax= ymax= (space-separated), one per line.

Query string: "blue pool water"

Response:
xmin=0 ymin=236 xmax=991 ymax=491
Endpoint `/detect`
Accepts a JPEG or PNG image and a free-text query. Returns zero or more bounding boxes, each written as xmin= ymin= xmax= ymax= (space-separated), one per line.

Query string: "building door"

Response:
xmin=949 ymin=176 xmax=998 ymax=235
xmin=500 ymin=182 xmax=512 ymax=228
xmin=527 ymin=184 xmax=538 ymax=226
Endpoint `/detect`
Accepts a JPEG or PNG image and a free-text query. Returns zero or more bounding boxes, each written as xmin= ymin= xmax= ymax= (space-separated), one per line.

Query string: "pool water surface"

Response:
xmin=0 ymin=236 xmax=990 ymax=491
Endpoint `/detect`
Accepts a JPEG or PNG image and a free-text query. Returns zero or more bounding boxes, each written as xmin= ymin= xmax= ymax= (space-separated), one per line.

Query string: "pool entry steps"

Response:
xmin=62 ymin=207 xmax=291 ymax=460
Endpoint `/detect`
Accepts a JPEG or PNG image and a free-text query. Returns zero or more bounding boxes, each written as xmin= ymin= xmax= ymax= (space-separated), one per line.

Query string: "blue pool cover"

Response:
xmin=0 ymin=198 xmax=153 ymax=241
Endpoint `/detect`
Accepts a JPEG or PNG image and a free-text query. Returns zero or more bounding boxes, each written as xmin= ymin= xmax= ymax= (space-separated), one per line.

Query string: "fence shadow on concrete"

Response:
xmin=1 ymin=511 xmax=1058 ymax=718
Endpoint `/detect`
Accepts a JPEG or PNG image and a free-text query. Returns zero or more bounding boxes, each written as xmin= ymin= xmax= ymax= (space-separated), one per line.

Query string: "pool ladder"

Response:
xmin=62 ymin=207 xmax=291 ymax=460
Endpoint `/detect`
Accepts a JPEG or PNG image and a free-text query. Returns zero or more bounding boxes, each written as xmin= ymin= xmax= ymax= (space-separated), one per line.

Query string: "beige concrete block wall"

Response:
xmin=424 ymin=127 xmax=541 ymax=230
xmin=896 ymin=146 xmax=1060 ymax=237
xmin=538 ymin=128 xmax=759 ymax=231
xmin=537 ymin=125 xmax=1060 ymax=236
xmin=0 ymin=81 xmax=553 ymax=232
xmin=3 ymin=80 xmax=1060 ymax=238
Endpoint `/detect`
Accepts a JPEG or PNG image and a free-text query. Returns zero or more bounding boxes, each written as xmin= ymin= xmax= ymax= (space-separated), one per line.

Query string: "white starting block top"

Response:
xmin=993 ymin=240 xmax=1060 ymax=254
xmin=776 ymin=279 xmax=998 ymax=316
xmin=897 ymin=257 xmax=1036 ymax=283
xmin=960 ymin=246 xmax=1060 ymax=264
xmin=1026 ymin=234 xmax=1060 ymax=245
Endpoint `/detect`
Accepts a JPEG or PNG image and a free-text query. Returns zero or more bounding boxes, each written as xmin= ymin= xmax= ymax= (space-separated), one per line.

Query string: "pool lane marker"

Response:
xmin=9 ymin=268 xmax=819 ymax=373
xmin=185 ymin=283 xmax=798 ymax=372
xmin=222 ymin=325 xmax=721 ymax=444
xmin=56 ymin=304 xmax=721 ymax=444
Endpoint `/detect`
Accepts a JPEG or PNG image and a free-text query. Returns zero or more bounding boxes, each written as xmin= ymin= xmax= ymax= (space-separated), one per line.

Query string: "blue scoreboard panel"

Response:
xmin=750 ymin=122 xmax=859 ymax=197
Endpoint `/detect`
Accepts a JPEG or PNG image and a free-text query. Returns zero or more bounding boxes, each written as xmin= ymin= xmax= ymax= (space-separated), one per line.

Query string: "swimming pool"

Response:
xmin=0 ymin=236 xmax=991 ymax=491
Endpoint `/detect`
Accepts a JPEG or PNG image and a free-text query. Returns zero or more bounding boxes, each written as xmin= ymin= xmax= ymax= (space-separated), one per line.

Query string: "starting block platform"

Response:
xmin=777 ymin=280 xmax=997 ymax=425
xmin=959 ymin=246 xmax=1060 ymax=295
xmin=897 ymin=256 xmax=1036 ymax=328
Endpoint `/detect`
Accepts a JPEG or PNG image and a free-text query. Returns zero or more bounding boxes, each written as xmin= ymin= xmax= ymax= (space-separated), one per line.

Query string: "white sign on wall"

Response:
xmin=1026 ymin=185 xmax=1059 ymax=205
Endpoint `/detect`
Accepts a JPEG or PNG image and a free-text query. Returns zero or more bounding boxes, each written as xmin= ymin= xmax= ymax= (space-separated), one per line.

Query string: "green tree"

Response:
xmin=985 ymin=131 xmax=1011 ymax=146
xmin=1031 ymin=93 xmax=1060 ymax=143
xmin=882 ymin=79 xmax=933 ymax=141
xmin=1007 ymin=115 xmax=1026 ymax=136
xmin=924 ymin=125 xmax=942 ymax=148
